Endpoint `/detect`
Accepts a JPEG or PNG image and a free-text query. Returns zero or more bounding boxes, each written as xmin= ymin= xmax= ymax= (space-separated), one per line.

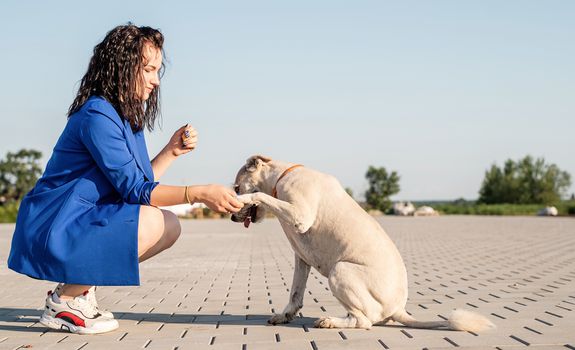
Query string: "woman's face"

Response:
xmin=138 ymin=42 xmax=162 ymax=101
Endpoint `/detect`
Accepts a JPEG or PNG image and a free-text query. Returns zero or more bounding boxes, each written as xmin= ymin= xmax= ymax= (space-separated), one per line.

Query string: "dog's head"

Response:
xmin=231 ymin=155 xmax=272 ymax=227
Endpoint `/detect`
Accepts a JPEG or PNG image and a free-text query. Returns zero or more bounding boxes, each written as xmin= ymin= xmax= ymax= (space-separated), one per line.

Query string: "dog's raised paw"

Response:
xmin=236 ymin=194 xmax=255 ymax=204
xmin=314 ymin=317 xmax=336 ymax=328
xmin=268 ymin=313 xmax=291 ymax=325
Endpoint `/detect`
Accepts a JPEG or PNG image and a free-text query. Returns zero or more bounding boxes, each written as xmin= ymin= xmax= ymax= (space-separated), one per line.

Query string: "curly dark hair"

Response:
xmin=68 ymin=24 xmax=165 ymax=131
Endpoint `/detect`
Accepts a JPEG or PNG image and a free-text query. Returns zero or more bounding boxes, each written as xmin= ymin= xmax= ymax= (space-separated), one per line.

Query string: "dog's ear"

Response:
xmin=246 ymin=155 xmax=272 ymax=172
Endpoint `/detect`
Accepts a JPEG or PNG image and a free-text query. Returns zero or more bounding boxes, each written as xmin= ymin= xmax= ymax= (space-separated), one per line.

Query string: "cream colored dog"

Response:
xmin=232 ymin=155 xmax=495 ymax=331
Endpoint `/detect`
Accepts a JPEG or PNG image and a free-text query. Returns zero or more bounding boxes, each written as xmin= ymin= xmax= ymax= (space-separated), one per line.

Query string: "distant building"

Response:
xmin=537 ymin=206 xmax=558 ymax=217
xmin=414 ymin=206 xmax=439 ymax=216
xmin=393 ymin=202 xmax=415 ymax=216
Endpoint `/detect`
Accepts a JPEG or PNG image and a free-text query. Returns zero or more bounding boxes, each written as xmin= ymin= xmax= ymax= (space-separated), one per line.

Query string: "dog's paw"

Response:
xmin=237 ymin=193 xmax=263 ymax=205
xmin=314 ymin=317 xmax=336 ymax=328
xmin=268 ymin=313 xmax=293 ymax=325
xmin=237 ymin=193 xmax=255 ymax=205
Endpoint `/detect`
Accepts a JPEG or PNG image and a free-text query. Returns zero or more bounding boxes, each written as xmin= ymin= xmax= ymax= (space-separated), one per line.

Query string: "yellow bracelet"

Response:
xmin=184 ymin=185 xmax=192 ymax=204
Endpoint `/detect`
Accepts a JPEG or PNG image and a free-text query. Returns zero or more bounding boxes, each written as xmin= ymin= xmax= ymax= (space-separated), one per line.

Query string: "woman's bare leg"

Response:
xmin=138 ymin=205 xmax=181 ymax=262
xmin=58 ymin=284 xmax=92 ymax=299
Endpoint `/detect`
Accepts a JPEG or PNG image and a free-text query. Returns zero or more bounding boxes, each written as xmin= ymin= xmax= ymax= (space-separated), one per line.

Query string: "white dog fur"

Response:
xmin=232 ymin=155 xmax=495 ymax=332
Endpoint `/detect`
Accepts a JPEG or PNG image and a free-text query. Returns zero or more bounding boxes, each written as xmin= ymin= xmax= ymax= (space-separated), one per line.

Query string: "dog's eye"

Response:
xmin=233 ymin=184 xmax=240 ymax=194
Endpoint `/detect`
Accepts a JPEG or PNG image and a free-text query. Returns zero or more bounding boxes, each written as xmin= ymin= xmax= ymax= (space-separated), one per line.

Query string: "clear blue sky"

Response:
xmin=1 ymin=1 xmax=574 ymax=201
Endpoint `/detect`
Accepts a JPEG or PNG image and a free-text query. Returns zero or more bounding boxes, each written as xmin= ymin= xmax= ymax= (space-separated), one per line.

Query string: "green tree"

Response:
xmin=478 ymin=155 xmax=571 ymax=205
xmin=478 ymin=160 xmax=520 ymax=204
xmin=344 ymin=187 xmax=354 ymax=198
xmin=364 ymin=166 xmax=400 ymax=212
xmin=0 ymin=149 xmax=43 ymax=203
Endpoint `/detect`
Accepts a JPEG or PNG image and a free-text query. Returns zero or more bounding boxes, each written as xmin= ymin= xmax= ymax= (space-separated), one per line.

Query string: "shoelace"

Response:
xmin=69 ymin=292 xmax=100 ymax=317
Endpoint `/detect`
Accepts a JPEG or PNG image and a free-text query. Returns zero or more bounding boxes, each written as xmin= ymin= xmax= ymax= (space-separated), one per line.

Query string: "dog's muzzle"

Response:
xmin=231 ymin=204 xmax=258 ymax=228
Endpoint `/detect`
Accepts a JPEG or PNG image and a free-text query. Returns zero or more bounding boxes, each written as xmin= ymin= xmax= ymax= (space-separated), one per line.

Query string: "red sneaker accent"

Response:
xmin=56 ymin=311 xmax=86 ymax=327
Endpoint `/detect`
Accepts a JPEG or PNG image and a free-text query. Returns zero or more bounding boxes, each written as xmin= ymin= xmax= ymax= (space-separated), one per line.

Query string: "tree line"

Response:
xmin=0 ymin=149 xmax=43 ymax=205
xmin=477 ymin=156 xmax=571 ymax=205
xmin=363 ymin=155 xmax=571 ymax=212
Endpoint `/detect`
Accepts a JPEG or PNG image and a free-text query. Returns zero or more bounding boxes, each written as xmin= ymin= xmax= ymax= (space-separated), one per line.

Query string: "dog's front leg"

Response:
xmin=269 ymin=255 xmax=311 ymax=325
xmin=237 ymin=193 xmax=316 ymax=233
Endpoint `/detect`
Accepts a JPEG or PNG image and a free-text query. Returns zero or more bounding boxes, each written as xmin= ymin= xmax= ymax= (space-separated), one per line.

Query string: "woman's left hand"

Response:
xmin=167 ymin=124 xmax=198 ymax=157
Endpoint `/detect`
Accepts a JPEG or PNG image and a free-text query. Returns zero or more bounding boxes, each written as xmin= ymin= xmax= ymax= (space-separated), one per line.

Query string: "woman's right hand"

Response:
xmin=198 ymin=184 xmax=244 ymax=214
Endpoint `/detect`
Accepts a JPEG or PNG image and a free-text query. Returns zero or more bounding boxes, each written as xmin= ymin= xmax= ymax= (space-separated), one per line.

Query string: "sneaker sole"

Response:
xmin=40 ymin=314 xmax=119 ymax=335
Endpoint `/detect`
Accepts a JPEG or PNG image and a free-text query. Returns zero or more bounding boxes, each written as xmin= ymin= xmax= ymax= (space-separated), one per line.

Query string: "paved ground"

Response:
xmin=1 ymin=216 xmax=574 ymax=349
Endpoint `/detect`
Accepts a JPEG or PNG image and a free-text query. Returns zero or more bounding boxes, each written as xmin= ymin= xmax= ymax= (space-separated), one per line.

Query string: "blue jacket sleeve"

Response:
xmin=79 ymin=109 xmax=158 ymax=205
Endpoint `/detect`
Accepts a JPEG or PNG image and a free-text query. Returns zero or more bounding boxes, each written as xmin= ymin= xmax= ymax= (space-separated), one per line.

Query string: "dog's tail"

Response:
xmin=391 ymin=308 xmax=495 ymax=333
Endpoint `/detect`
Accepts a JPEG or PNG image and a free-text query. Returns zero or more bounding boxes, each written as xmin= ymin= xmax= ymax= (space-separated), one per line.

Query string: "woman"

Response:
xmin=7 ymin=24 xmax=243 ymax=334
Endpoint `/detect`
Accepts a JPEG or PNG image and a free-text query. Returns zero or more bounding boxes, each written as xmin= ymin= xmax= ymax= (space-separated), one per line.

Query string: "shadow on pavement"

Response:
xmin=116 ymin=311 xmax=318 ymax=328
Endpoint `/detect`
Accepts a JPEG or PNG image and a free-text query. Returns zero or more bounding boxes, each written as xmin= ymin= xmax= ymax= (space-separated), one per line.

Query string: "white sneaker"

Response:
xmin=55 ymin=284 xmax=114 ymax=319
xmin=39 ymin=291 xmax=119 ymax=334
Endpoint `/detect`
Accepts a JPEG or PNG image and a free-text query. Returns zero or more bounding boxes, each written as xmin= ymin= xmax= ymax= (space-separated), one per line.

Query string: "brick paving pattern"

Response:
xmin=1 ymin=216 xmax=574 ymax=349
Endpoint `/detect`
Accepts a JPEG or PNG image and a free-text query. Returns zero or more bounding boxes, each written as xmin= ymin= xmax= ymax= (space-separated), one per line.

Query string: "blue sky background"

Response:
xmin=1 ymin=1 xmax=573 ymax=201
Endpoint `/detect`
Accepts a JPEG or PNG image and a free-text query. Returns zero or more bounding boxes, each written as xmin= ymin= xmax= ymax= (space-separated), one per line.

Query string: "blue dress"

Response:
xmin=7 ymin=96 xmax=158 ymax=286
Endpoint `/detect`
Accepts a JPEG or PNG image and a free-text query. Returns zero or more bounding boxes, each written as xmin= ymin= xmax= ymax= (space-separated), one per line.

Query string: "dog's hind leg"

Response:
xmin=269 ymin=255 xmax=311 ymax=325
xmin=314 ymin=262 xmax=379 ymax=329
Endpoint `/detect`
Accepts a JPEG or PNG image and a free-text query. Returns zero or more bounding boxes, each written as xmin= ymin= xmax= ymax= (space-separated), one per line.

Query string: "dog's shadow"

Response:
xmin=0 ymin=308 xmax=316 ymax=333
